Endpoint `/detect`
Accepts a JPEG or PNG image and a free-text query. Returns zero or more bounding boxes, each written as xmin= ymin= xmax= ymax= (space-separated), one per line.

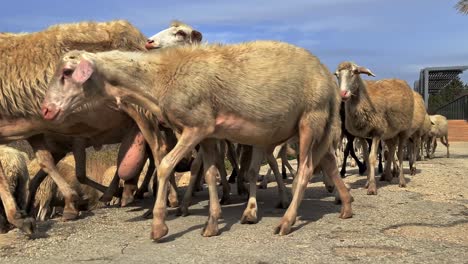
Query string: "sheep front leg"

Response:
xmin=151 ymin=128 xmax=207 ymax=241
xmin=240 ymin=147 xmax=263 ymax=224
xmin=0 ymin=162 xmax=35 ymax=234
xmin=365 ymin=137 xmax=380 ymax=195
xmin=177 ymin=152 xmax=203 ymax=216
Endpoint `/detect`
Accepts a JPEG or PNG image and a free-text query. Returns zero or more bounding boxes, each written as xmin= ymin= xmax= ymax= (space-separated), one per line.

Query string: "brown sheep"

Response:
xmin=336 ymin=62 xmax=417 ymax=195
xmin=0 ymin=20 xmax=151 ymax=231
xmin=0 ymin=146 xmax=30 ymax=234
xmin=42 ymin=40 xmax=353 ymax=241
xmin=427 ymin=115 xmax=450 ymax=158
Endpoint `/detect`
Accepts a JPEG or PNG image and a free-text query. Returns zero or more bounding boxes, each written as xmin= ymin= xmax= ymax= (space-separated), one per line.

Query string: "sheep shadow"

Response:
xmin=347 ymin=174 xmax=413 ymax=190
xmin=128 ymin=181 xmax=343 ymax=242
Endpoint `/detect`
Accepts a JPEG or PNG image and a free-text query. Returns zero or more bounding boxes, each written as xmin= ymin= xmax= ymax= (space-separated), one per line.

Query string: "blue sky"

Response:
xmin=1 ymin=0 xmax=467 ymax=86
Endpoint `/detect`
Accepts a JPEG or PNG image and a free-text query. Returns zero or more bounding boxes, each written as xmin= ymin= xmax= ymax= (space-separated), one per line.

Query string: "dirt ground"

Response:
xmin=1 ymin=142 xmax=467 ymax=264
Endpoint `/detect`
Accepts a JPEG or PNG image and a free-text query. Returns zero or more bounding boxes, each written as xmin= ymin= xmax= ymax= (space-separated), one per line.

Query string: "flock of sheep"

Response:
xmin=0 ymin=20 xmax=450 ymax=241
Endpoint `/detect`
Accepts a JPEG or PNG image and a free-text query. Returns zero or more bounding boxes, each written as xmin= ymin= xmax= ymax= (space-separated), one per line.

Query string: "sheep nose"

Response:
xmin=41 ymin=104 xmax=60 ymax=121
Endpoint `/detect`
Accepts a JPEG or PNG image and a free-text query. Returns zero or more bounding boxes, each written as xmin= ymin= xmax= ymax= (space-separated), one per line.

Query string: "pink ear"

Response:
xmin=71 ymin=59 xmax=94 ymax=84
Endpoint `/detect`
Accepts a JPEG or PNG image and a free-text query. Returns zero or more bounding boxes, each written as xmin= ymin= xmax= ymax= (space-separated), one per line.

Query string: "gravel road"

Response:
xmin=1 ymin=142 xmax=467 ymax=264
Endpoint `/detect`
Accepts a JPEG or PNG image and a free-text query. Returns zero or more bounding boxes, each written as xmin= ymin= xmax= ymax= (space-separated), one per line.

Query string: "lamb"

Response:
xmin=0 ymin=146 xmax=30 ymax=234
xmin=427 ymin=115 xmax=450 ymax=158
xmin=41 ymin=40 xmax=353 ymax=241
xmin=0 ymin=20 xmax=155 ymax=231
xmin=335 ymin=62 xmax=418 ymax=195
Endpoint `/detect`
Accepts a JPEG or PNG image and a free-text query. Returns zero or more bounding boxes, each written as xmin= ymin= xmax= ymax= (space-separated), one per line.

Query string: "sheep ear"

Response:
xmin=72 ymin=58 xmax=94 ymax=84
xmin=191 ymin=30 xmax=202 ymax=43
xmin=430 ymin=121 xmax=435 ymax=125
xmin=356 ymin=66 xmax=376 ymax=77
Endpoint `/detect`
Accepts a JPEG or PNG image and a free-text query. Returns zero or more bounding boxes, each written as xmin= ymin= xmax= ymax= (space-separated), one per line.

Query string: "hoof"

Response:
xmin=142 ymin=209 xmax=153 ymax=219
xmin=258 ymin=180 xmax=268 ymax=189
xmin=120 ymin=196 xmax=134 ymax=207
xmin=99 ymin=194 xmax=113 ymax=203
xmin=62 ymin=209 xmax=79 ymax=221
xmin=399 ymin=181 xmax=407 ymax=188
xmin=176 ymin=206 xmax=190 ymax=217
xmin=168 ymin=198 xmax=179 ymax=208
xmin=339 ymin=206 xmax=353 ymax=219
xmin=237 ymin=184 xmax=249 ymax=196
xmin=274 ymin=220 xmax=293 ymax=236
xmin=134 ymin=189 xmax=146 ymax=200
xmin=240 ymin=209 xmax=258 ymax=224
xmin=220 ymin=195 xmax=231 ymax=205
xmin=151 ymin=223 xmax=169 ymax=241
xmin=410 ymin=167 xmax=416 ymax=176
xmin=19 ymin=217 xmax=36 ymax=235
xmin=202 ymin=216 xmax=219 ymax=237
xmin=367 ymin=185 xmax=377 ymax=195
xmin=340 ymin=170 xmax=346 ymax=178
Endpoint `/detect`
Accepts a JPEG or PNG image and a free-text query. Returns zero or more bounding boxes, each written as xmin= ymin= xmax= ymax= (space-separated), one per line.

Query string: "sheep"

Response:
xmin=0 ymin=20 xmax=156 ymax=231
xmin=145 ymin=20 xmax=202 ymax=50
xmin=335 ymin=61 xmax=419 ymax=195
xmin=427 ymin=115 xmax=450 ymax=158
xmin=27 ymin=155 xmax=100 ymax=221
xmin=41 ymin=40 xmax=353 ymax=241
xmin=146 ymin=22 xmax=292 ymax=215
xmin=0 ymin=146 xmax=31 ymax=234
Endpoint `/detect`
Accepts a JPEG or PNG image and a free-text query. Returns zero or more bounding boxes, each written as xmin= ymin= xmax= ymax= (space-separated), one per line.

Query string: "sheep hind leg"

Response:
xmin=320 ymin=151 xmax=353 ymax=218
xmin=0 ymin=162 xmax=35 ymax=234
xmin=441 ymin=136 xmax=450 ymax=158
xmin=200 ymin=139 xmax=222 ymax=237
xmin=397 ymin=135 xmax=408 ymax=188
xmin=265 ymin=152 xmax=291 ymax=209
xmin=275 ymin=122 xmax=315 ymax=236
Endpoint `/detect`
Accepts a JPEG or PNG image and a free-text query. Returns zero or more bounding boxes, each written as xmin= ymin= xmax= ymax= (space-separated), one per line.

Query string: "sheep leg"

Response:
xmin=430 ymin=137 xmax=437 ymax=158
xmin=200 ymin=139 xmax=222 ymax=237
xmin=240 ymin=147 xmax=264 ymax=224
xmin=320 ymin=151 xmax=353 ymax=218
xmin=409 ymin=136 xmax=420 ymax=175
xmin=397 ymin=136 xmax=407 ymax=187
xmin=441 ymin=135 xmax=450 ymax=158
xmin=72 ymin=138 xmax=114 ymax=193
xmin=377 ymin=142 xmax=384 ymax=174
xmin=236 ymin=145 xmax=249 ymax=196
xmin=340 ymin=139 xmax=352 ymax=177
xmin=135 ymin=149 xmax=156 ymax=199
xmin=26 ymin=152 xmax=64 ymax=214
xmin=177 ymin=152 xmax=203 ymax=216
xmin=350 ymin=140 xmax=366 ymax=175
xmin=275 ymin=124 xmax=315 ymax=236
xmin=365 ymin=137 xmax=380 ymax=195
xmin=0 ymin=161 xmax=35 ymax=234
xmin=226 ymin=140 xmax=240 ymax=183
xmin=265 ymin=152 xmax=291 ymax=209
xmin=29 ymin=137 xmax=79 ymax=221
xmin=151 ymin=127 xmax=207 ymax=241
xmin=383 ymin=139 xmax=397 ymax=181
xmin=216 ymin=143 xmax=231 ymax=205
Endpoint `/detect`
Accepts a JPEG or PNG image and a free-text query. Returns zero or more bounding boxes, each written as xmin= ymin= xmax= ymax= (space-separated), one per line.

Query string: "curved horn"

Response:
xmin=356 ymin=66 xmax=376 ymax=77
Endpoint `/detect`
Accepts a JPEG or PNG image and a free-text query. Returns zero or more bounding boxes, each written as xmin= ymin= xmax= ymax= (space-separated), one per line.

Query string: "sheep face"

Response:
xmin=335 ymin=61 xmax=375 ymax=101
xmin=41 ymin=50 xmax=101 ymax=122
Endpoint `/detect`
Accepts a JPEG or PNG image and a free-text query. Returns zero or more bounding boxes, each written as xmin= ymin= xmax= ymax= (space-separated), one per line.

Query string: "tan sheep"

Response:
xmin=0 ymin=19 xmax=149 ymax=230
xmin=427 ymin=115 xmax=450 ymax=158
xmin=42 ymin=40 xmax=353 ymax=241
xmin=0 ymin=146 xmax=31 ymax=234
xmin=336 ymin=62 xmax=417 ymax=195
